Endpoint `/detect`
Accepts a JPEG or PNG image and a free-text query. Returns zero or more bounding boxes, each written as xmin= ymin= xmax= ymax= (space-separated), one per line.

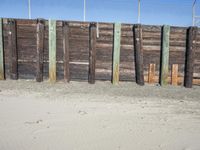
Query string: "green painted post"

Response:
xmin=0 ymin=18 xmax=4 ymax=80
xmin=160 ymin=25 xmax=170 ymax=86
xmin=49 ymin=19 xmax=57 ymax=83
xmin=112 ymin=23 xmax=121 ymax=85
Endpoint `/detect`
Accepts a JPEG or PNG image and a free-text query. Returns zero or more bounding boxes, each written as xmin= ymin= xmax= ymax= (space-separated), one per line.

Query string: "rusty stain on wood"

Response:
xmin=112 ymin=23 xmax=121 ymax=85
xmin=171 ymin=64 xmax=178 ymax=86
xmin=148 ymin=64 xmax=156 ymax=84
xmin=0 ymin=18 xmax=4 ymax=80
xmin=49 ymin=19 xmax=57 ymax=83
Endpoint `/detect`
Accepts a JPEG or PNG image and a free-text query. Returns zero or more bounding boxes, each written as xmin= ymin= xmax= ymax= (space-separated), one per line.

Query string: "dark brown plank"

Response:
xmin=36 ymin=19 xmax=45 ymax=82
xmin=8 ymin=19 xmax=18 ymax=80
xmin=134 ymin=24 xmax=144 ymax=85
xmin=63 ymin=22 xmax=70 ymax=82
xmin=88 ymin=23 xmax=97 ymax=84
xmin=184 ymin=27 xmax=198 ymax=88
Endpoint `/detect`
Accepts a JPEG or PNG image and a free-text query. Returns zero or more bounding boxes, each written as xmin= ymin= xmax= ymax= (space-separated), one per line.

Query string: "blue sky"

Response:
xmin=0 ymin=0 xmax=199 ymax=26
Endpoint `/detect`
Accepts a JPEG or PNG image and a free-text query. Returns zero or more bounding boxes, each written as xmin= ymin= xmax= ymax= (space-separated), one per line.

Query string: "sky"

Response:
xmin=0 ymin=0 xmax=199 ymax=26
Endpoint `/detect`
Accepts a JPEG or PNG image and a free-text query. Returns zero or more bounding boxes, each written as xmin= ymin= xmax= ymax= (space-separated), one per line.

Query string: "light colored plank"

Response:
xmin=148 ymin=64 xmax=156 ymax=84
xmin=171 ymin=64 xmax=178 ymax=86
xmin=112 ymin=23 xmax=121 ymax=85
xmin=49 ymin=19 xmax=57 ymax=83
xmin=161 ymin=25 xmax=170 ymax=86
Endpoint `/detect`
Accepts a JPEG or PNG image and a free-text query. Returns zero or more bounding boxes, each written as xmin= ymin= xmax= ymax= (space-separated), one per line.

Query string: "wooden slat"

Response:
xmin=0 ymin=18 xmax=4 ymax=80
xmin=88 ymin=23 xmax=97 ymax=84
xmin=8 ymin=19 xmax=18 ymax=80
xmin=148 ymin=64 xmax=156 ymax=84
xmin=112 ymin=23 xmax=121 ymax=85
xmin=160 ymin=25 xmax=170 ymax=86
xmin=49 ymin=19 xmax=57 ymax=83
xmin=36 ymin=19 xmax=45 ymax=82
xmin=171 ymin=64 xmax=178 ymax=86
xmin=63 ymin=22 xmax=70 ymax=82
xmin=184 ymin=27 xmax=198 ymax=88
xmin=134 ymin=24 xmax=144 ymax=85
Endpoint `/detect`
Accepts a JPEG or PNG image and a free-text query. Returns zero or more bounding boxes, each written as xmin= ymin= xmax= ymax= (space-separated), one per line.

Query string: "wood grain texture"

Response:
xmin=8 ymin=19 xmax=18 ymax=80
xmin=0 ymin=18 xmax=199 ymax=85
xmin=49 ymin=19 xmax=57 ymax=82
xmin=148 ymin=64 xmax=156 ymax=84
xmin=172 ymin=64 xmax=178 ymax=86
xmin=0 ymin=18 xmax=4 ymax=80
xmin=63 ymin=22 xmax=70 ymax=82
xmin=160 ymin=25 xmax=170 ymax=86
xmin=36 ymin=19 xmax=45 ymax=82
xmin=134 ymin=24 xmax=144 ymax=85
xmin=112 ymin=23 xmax=121 ymax=85
xmin=184 ymin=27 xmax=198 ymax=88
xmin=88 ymin=23 xmax=97 ymax=84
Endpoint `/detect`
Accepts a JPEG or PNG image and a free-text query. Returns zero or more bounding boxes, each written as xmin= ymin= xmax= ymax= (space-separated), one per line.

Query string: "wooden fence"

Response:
xmin=0 ymin=18 xmax=200 ymax=88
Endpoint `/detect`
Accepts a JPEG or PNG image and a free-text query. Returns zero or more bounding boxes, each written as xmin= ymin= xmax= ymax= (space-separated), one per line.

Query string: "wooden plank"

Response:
xmin=112 ymin=23 xmax=121 ymax=85
xmin=160 ymin=25 xmax=170 ymax=86
xmin=49 ymin=19 xmax=57 ymax=83
xmin=36 ymin=19 xmax=45 ymax=82
xmin=134 ymin=24 xmax=144 ymax=85
xmin=171 ymin=64 xmax=178 ymax=86
xmin=88 ymin=23 xmax=97 ymax=84
xmin=184 ymin=27 xmax=198 ymax=88
xmin=0 ymin=18 xmax=4 ymax=80
xmin=8 ymin=19 xmax=18 ymax=80
xmin=63 ymin=22 xmax=70 ymax=82
xmin=148 ymin=64 xmax=156 ymax=84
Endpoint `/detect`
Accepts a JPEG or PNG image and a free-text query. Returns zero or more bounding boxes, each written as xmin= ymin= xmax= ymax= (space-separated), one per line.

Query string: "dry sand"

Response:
xmin=0 ymin=80 xmax=200 ymax=150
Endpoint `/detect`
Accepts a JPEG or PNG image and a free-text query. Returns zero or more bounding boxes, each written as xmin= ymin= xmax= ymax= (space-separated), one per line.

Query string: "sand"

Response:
xmin=0 ymin=80 xmax=200 ymax=150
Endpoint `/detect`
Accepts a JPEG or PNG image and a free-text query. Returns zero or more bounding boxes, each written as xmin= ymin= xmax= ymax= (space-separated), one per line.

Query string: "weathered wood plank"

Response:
xmin=134 ymin=24 xmax=144 ymax=85
xmin=36 ymin=19 xmax=45 ymax=82
xmin=148 ymin=64 xmax=156 ymax=84
xmin=63 ymin=22 xmax=70 ymax=82
xmin=184 ymin=27 xmax=198 ymax=88
xmin=112 ymin=23 xmax=121 ymax=85
xmin=8 ymin=19 xmax=18 ymax=80
xmin=88 ymin=23 xmax=97 ymax=84
xmin=171 ymin=64 xmax=178 ymax=86
xmin=0 ymin=18 xmax=4 ymax=80
xmin=160 ymin=25 xmax=170 ymax=86
xmin=49 ymin=19 xmax=57 ymax=82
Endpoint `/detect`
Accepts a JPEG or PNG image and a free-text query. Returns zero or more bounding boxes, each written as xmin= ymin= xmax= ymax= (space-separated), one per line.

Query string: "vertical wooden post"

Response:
xmin=160 ymin=25 xmax=170 ymax=86
xmin=8 ymin=19 xmax=18 ymax=80
xmin=89 ymin=23 xmax=97 ymax=84
xmin=134 ymin=24 xmax=144 ymax=86
xmin=63 ymin=22 xmax=70 ymax=82
xmin=184 ymin=27 xmax=197 ymax=88
xmin=112 ymin=23 xmax=121 ymax=85
xmin=36 ymin=19 xmax=45 ymax=82
xmin=171 ymin=64 xmax=178 ymax=86
xmin=148 ymin=64 xmax=156 ymax=84
xmin=0 ymin=18 xmax=4 ymax=80
xmin=49 ymin=19 xmax=56 ymax=83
